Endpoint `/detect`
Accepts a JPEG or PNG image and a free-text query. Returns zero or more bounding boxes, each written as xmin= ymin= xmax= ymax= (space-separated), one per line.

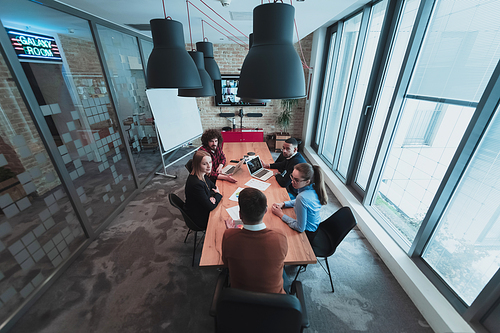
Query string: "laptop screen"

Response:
xmin=247 ymin=156 xmax=262 ymax=174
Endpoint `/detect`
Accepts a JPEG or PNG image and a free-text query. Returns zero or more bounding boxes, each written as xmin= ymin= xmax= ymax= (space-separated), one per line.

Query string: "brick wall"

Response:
xmin=191 ymin=33 xmax=314 ymax=142
xmin=0 ymin=56 xmax=60 ymax=195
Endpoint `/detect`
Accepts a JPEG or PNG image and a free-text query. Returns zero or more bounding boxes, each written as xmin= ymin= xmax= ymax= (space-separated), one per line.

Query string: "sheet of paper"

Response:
xmin=245 ymin=178 xmax=271 ymax=191
xmin=226 ymin=205 xmax=240 ymax=220
xmin=229 ymin=187 xmax=245 ymax=202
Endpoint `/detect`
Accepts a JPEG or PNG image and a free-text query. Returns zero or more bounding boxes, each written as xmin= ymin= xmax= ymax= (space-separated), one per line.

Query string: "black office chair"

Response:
xmin=294 ymin=206 xmax=357 ymax=292
xmin=185 ymin=159 xmax=193 ymax=173
xmin=210 ymin=270 xmax=309 ymax=333
xmin=168 ymin=193 xmax=206 ymax=266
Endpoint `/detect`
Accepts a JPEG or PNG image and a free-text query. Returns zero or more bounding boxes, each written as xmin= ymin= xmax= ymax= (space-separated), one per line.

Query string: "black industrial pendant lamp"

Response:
xmin=178 ymin=51 xmax=216 ymax=97
xmin=196 ymin=41 xmax=221 ymax=80
xmin=147 ymin=18 xmax=202 ymax=89
xmin=238 ymin=2 xmax=305 ymax=100
xmin=240 ymin=33 xmax=271 ymax=104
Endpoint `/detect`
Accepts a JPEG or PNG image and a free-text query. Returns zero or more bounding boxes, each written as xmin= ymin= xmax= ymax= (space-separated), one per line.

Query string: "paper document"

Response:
xmin=226 ymin=205 xmax=240 ymax=220
xmin=245 ymin=179 xmax=271 ymax=191
xmin=229 ymin=187 xmax=245 ymax=202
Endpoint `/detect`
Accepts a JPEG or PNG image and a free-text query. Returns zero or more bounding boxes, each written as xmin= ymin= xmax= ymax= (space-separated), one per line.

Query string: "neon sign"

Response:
xmin=6 ymin=28 xmax=62 ymax=63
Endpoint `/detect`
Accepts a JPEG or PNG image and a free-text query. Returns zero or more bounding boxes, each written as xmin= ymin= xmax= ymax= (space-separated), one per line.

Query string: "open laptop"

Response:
xmin=221 ymin=158 xmax=244 ymax=175
xmin=246 ymin=155 xmax=273 ymax=181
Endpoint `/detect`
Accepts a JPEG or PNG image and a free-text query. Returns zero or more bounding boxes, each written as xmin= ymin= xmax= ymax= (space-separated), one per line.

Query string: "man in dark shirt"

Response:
xmin=263 ymin=137 xmax=306 ymax=197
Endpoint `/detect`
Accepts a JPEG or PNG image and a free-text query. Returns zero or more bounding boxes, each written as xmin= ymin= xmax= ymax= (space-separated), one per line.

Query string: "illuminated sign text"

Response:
xmin=6 ymin=28 xmax=62 ymax=63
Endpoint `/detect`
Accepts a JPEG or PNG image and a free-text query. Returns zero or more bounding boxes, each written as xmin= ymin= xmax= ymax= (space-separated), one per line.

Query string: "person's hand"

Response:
xmin=274 ymin=171 xmax=280 ymax=176
xmin=273 ymin=202 xmax=284 ymax=209
xmin=262 ymin=162 xmax=270 ymax=169
xmin=225 ymin=218 xmax=235 ymax=229
xmin=271 ymin=204 xmax=284 ymax=218
xmin=213 ymin=186 xmax=220 ymax=194
xmin=216 ymin=164 xmax=224 ymax=173
xmin=224 ymin=175 xmax=237 ymax=183
xmin=210 ymin=197 xmax=216 ymax=204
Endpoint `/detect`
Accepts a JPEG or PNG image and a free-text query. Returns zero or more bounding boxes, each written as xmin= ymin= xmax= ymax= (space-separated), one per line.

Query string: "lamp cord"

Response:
xmin=187 ymin=1 xmax=248 ymax=47
xmin=201 ymin=19 xmax=247 ymax=48
xmin=200 ymin=0 xmax=248 ymax=39
xmin=186 ymin=0 xmax=194 ymax=50
xmin=162 ymin=0 xmax=167 ymax=18
xmin=290 ymin=0 xmax=312 ymax=69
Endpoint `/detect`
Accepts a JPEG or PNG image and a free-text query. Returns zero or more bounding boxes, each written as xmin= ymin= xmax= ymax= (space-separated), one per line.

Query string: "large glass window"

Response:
xmin=356 ymin=0 xmax=422 ymax=190
xmin=314 ymin=32 xmax=337 ymax=149
xmin=320 ymin=13 xmax=363 ymax=163
xmin=96 ymin=26 xmax=160 ymax=182
xmin=0 ymin=52 xmax=85 ymax=323
xmin=337 ymin=0 xmax=388 ymax=177
xmin=373 ymin=0 xmax=500 ymax=244
xmin=1 ymin=0 xmax=136 ymax=231
xmin=423 ymin=103 xmax=500 ymax=305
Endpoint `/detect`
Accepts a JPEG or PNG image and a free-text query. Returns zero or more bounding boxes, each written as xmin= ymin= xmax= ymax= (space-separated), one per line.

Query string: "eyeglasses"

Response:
xmin=290 ymin=174 xmax=306 ymax=183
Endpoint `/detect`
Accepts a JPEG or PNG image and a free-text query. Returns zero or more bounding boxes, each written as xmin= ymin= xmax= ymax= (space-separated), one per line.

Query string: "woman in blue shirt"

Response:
xmin=271 ymin=163 xmax=328 ymax=243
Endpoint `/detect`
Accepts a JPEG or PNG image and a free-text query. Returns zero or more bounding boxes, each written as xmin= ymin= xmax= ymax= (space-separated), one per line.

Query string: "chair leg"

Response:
xmin=192 ymin=231 xmax=197 ymax=267
xmin=184 ymin=229 xmax=192 ymax=243
xmin=324 ymin=258 xmax=334 ymax=293
xmin=293 ymin=265 xmax=307 ymax=283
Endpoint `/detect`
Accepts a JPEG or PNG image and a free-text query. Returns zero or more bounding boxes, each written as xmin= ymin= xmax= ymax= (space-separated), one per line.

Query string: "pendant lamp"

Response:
xmin=196 ymin=42 xmax=221 ymax=80
xmin=238 ymin=3 xmax=305 ymax=100
xmin=239 ymin=33 xmax=270 ymax=104
xmin=147 ymin=18 xmax=202 ymax=89
xmin=178 ymin=51 xmax=216 ymax=97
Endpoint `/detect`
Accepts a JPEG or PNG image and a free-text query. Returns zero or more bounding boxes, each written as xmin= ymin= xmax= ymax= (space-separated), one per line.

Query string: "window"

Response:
xmin=0 ymin=51 xmax=85 ymax=323
xmin=320 ymin=13 xmax=363 ymax=164
xmin=402 ymin=103 xmax=444 ymax=146
xmin=338 ymin=0 xmax=389 ymax=178
xmin=373 ymin=0 xmax=500 ymax=244
xmin=423 ymin=103 xmax=500 ymax=305
xmin=355 ymin=0 xmax=421 ymax=190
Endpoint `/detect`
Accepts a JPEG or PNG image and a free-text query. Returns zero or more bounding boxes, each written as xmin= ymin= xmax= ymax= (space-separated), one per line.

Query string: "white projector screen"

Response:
xmin=145 ymin=89 xmax=203 ymax=153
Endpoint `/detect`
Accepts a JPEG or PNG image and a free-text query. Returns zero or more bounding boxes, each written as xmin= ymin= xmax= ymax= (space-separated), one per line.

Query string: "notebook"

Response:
xmin=221 ymin=158 xmax=244 ymax=175
xmin=246 ymin=155 xmax=273 ymax=181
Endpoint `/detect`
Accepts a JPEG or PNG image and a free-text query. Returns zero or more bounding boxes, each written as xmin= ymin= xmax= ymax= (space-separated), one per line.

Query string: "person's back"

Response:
xmin=222 ymin=228 xmax=287 ymax=294
xmin=222 ymin=188 xmax=288 ymax=294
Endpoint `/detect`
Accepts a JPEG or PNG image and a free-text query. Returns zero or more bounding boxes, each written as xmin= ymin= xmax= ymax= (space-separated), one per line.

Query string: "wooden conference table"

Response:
xmin=199 ymin=142 xmax=317 ymax=267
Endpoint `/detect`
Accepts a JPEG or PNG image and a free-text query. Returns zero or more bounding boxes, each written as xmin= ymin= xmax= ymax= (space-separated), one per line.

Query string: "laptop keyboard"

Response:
xmin=255 ymin=169 xmax=270 ymax=178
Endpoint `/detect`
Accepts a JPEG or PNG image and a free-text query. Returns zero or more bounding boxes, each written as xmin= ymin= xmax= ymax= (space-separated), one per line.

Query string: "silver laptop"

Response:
xmin=246 ymin=155 xmax=273 ymax=181
xmin=221 ymin=158 xmax=244 ymax=175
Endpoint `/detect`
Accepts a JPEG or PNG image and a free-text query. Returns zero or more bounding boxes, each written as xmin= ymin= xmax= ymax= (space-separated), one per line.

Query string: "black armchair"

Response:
xmin=185 ymin=159 xmax=193 ymax=173
xmin=168 ymin=193 xmax=206 ymax=266
xmin=210 ymin=269 xmax=309 ymax=333
xmin=294 ymin=206 xmax=357 ymax=292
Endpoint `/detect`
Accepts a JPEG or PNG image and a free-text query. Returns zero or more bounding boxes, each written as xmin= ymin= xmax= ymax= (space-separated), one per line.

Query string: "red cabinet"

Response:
xmin=221 ymin=129 xmax=264 ymax=142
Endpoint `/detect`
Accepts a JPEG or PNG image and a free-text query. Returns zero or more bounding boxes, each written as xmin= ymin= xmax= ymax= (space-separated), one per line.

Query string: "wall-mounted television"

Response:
xmin=214 ymin=75 xmax=266 ymax=107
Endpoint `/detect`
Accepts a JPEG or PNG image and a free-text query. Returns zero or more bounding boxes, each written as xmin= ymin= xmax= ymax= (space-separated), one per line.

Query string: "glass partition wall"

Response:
xmin=0 ymin=0 xmax=159 ymax=329
xmin=312 ymin=0 xmax=500 ymax=330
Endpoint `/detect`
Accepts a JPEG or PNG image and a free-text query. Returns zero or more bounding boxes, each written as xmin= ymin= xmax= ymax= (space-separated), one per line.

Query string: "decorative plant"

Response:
xmin=276 ymin=99 xmax=298 ymax=134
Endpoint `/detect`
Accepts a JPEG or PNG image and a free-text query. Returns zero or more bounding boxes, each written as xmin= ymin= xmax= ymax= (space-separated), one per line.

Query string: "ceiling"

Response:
xmin=54 ymin=0 xmax=370 ymax=44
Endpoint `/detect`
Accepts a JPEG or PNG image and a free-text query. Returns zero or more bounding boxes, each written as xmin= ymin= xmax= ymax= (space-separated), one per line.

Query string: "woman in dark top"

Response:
xmin=184 ymin=150 xmax=222 ymax=228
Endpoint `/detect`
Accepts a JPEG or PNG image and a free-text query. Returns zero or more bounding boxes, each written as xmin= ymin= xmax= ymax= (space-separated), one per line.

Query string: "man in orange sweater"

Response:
xmin=222 ymin=188 xmax=288 ymax=294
